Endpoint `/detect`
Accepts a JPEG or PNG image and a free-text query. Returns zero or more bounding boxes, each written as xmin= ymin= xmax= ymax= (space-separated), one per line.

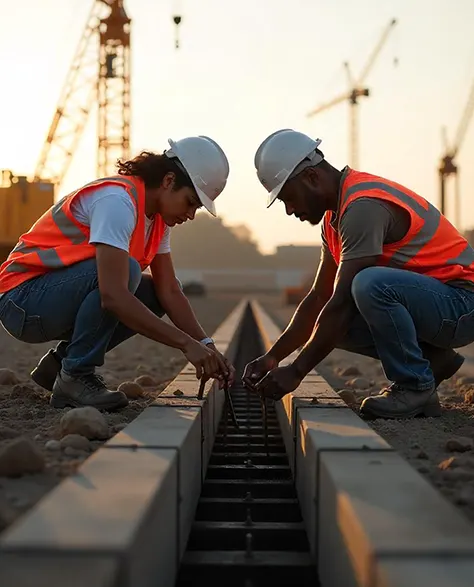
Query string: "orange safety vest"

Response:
xmin=0 ymin=175 xmax=166 ymax=293
xmin=324 ymin=168 xmax=474 ymax=284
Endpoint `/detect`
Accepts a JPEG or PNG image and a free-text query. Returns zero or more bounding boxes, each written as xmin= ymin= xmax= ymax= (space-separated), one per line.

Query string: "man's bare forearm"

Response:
xmin=268 ymin=293 xmax=329 ymax=362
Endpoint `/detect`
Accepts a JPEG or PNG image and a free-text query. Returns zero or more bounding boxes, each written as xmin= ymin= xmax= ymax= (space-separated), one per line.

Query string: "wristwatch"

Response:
xmin=200 ymin=337 xmax=214 ymax=346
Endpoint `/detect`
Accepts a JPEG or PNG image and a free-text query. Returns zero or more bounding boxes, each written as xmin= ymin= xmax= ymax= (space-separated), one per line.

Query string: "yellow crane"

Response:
xmin=438 ymin=76 xmax=474 ymax=227
xmin=306 ymin=18 xmax=398 ymax=169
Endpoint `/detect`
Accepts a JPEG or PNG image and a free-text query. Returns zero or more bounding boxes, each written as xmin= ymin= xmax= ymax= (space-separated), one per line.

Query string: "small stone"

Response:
xmin=173 ymin=389 xmax=184 ymax=396
xmin=45 ymin=440 xmax=61 ymax=451
xmin=348 ymin=377 xmax=371 ymax=390
xmin=0 ymin=437 xmax=45 ymax=477
xmin=118 ymin=381 xmax=144 ymax=399
xmin=457 ymin=376 xmax=474 ymax=386
xmin=438 ymin=456 xmax=458 ymax=470
xmin=337 ymin=389 xmax=357 ymax=405
xmin=446 ymin=437 xmax=473 ymax=453
xmin=464 ymin=390 xmax=474 ymax=404
xmin=411 ymin=443 xmax=420 ymax=449
xmin=415 ymin=450 xmax=429 ymax=459
xmin=0 ymin=427 xmax=19 ymax=440
xmin=34 ymin=434 xmax=42 ymax=441
xmin=340 ymin=366 xmax=361 ymax=377
xmin=134 ymin=375 xmax=156 ymax=387
xmin=59 ymin=407 xmax=109 ymax=440
xmin=60 ymin=434 xmax=90 ymax=451
xmin=63 ymin=446 xmax=87 ymax=458
xmin=0 ymin=369 xmax=19 ymax=385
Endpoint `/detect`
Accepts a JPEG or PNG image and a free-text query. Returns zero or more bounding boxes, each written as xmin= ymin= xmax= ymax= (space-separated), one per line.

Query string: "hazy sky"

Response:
xmin=1 ymin=0 xmax=473 ymax=253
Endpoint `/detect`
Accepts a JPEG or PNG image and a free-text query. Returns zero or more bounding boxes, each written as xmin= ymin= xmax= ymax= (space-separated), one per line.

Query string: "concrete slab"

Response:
xmin=0 ymin=554 xmax=119 ymax=587
xmin=295 ymin=407 xmax=392 ymax=560
xmin=319 ymin=451 xmax=474 ymax=587
xmin=105 ymin=405 xmax=202 ymax=559
xmin=0 ymin=447 xmax=179 ymax=587
xmin=376 ymin=558 xmax=474 ymax=587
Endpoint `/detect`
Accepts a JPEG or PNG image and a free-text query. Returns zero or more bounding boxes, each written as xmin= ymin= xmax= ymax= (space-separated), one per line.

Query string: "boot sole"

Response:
xmin=50 ymin=394 xmax=129 ymax=412
xmin=360 ymin=397 xmax=442 ymax=420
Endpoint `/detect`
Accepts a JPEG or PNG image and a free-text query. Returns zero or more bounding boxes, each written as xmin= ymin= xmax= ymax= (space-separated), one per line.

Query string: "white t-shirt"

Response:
xmin=70 ymin=185 xmax=171 ymax=254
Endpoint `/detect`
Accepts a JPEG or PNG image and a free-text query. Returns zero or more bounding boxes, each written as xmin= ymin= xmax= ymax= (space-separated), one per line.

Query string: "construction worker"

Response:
xmin=244 ymin=128 xmax=474 ymax=420
xmin=0 ymin=135 xmax=235 ymax=411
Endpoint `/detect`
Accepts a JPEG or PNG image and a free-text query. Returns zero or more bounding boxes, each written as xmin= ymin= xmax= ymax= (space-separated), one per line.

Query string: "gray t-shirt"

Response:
xmin=321 ymin=198 xmax=474 ymax=291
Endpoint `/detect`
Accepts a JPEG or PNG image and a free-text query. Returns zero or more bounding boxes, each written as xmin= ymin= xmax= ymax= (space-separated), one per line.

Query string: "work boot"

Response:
xmin=30 ymin=349 xmax=62 ymax=391
xmin=360 ymin=384 xmax=441 ymax=419
xmin=50 ymin=371 xmax=129 ymax=411
xmin=430 ymin=349 xmax=465 ymax=387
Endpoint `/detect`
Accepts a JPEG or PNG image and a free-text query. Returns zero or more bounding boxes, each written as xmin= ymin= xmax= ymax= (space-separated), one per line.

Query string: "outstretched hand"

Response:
xmin=254 ymin=364 xmax=302 ymax=401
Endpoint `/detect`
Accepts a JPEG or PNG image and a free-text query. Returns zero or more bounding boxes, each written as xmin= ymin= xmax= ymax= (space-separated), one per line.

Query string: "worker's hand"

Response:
xmin=206 ymin=344 xmax=236 ymax=389
xmin=183 ymin=339 xmax=220 ymax=380
xmin=255 ymin=364 xmax=302 ymax=401
xmin=242 ymin=353 xmax=279 ymax=391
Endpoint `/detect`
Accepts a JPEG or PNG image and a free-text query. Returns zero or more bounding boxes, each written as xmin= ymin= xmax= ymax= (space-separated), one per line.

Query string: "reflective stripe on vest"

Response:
xmin=342 ymin=180 xmax=474 ymax=270
xmin=6 ymin=176 xmax=141 ymax=273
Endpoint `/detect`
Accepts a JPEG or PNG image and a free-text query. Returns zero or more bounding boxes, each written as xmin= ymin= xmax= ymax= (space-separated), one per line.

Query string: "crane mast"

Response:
xmin=33 ymin=0 xmax=131 ymax=185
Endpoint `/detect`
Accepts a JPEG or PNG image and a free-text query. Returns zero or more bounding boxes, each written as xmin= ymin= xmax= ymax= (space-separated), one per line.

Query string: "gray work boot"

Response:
xmin=51 ymin=371 xmax=129 ymax=411
xmin=30 ymin=349 xmax=62 ymax=391
xmin=360 ymin=384 xmax=441 ymax=419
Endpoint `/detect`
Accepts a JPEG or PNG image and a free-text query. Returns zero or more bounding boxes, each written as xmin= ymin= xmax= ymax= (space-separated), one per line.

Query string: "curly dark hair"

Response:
xmin=116 ymin=151 xmax=194 ymax=190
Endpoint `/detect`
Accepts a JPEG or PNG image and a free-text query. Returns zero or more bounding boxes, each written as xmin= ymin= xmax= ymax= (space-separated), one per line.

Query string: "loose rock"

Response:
xmin=348 ymin=377 xmax=371 ymax=390
xmin=338 ymin=389 xmax=357 ymax=405
xmin=464 ymin=390 xmax=474 ymax=405
xmin=59 ymin=407 xmax=109 ymax=440
xmin=118 ymin=381 xmax=144 ymax=399
xmin=45 ymin=440 xmax=61 ymax=451
xmin=0 ymin=438 xmax=45 ymax=477
xmin=134 ymin=375 xmax=156 ymax=387
xmin=340 ymin=366 xmax=361 ymax=377
xmin=446 ymin=437 xmax=473 ymax=453
xmin=415 ymin=450 xmax=429 ymax=460
xmin=0 ymin=369 xmax=19 ymax=385
xmin=60 ymin=434 xmax=90 ymax=451
xmin=63 ymin=446 xmax=88 ymax=458
xmin=438 ymin=456 xmax=459 ymax=470
xmin=0 ymin=427 xmax=19 ymax=440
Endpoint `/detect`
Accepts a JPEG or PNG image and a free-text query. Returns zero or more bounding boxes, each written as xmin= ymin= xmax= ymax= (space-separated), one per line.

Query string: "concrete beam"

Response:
xmin=0 ymin=297 xmax=249 ymax=587
xmin=251 ymin=302 xmax=474 ymax=587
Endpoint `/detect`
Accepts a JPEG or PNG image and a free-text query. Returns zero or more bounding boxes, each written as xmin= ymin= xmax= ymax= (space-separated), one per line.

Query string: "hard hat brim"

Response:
xmin=195 ymin=186 xmax=217 ymax=217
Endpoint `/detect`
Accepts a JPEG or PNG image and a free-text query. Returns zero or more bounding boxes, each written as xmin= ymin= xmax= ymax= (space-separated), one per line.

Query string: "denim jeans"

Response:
xmin=337 ymin=267 xmax=474 ymax=391
xmin=0 ymin=258 xmax=165 ymax=376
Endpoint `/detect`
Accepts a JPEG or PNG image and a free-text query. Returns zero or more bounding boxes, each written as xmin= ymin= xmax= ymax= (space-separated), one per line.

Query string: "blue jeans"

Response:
xmin=337 ymin=267 xmax=474 ymax=391
xmin=0 ymin=258 xmax=165 ymax=376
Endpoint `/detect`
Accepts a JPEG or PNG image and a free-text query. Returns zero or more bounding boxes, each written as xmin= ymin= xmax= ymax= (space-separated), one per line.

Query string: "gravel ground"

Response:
xmin=261 ymin=294 xmax=474 ymax=526
xmin=0 ymin=294 xmax=239 ymax=534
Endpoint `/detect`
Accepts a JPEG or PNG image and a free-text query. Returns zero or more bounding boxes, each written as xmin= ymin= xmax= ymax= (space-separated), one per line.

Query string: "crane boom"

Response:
xmin=452 ymin=77 xmax=474 ymax=157
xmin=357 ymin=18 xmax=397 ymax=84
xmin=33 ymin=1 xmax=105 ymax=184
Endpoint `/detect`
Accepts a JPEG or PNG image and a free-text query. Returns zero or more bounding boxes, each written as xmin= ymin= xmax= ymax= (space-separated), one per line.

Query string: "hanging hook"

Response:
xmin=173 ymin=15 xmax=182 ymax=49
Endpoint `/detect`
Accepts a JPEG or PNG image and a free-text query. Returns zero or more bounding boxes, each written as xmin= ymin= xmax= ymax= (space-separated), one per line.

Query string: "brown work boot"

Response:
xmin=430 ymin=349 xmax=464 ymax=387
xmin=50 ymin=371 xmax=128 ymax=411
xmin=360 ymin=384 xmax=441 ymax=419
xmin=31 ymin=349 xmax=62 ymax=391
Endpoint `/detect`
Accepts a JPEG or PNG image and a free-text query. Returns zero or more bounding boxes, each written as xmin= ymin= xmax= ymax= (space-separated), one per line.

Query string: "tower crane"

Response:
xmin=306 ymin=18 xmax=398 ymax=169
xmin=34 ymin=0 xmax=131 ymax=184
xmin=438 ymin=76 xmax=474 ymax=228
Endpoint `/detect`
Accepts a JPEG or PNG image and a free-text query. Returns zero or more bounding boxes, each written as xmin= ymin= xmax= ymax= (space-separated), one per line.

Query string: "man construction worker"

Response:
xmin=243 ymin=128 xmax=474 ymax=419
xmin=0 ymin=135 xmax=235 ymax=411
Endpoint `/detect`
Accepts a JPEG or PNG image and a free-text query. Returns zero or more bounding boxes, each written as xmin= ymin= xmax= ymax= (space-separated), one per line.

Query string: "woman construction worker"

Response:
xmin=0 ymin=135 xmax=235 ymax=411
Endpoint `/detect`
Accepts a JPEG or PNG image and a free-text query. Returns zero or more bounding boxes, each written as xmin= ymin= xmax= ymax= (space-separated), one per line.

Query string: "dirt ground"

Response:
xmin=0 ymin=294 xmax=239 ymax=534
xmin=261 ymin=295 xmax=474 ymax=527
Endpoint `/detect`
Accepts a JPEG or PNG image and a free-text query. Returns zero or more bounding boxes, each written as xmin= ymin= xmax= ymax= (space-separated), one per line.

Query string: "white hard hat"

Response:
xmin=254 ymin=129 xmax=322 ymax=208
xmin=165 ymin=135 xmax=230 ymax=216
